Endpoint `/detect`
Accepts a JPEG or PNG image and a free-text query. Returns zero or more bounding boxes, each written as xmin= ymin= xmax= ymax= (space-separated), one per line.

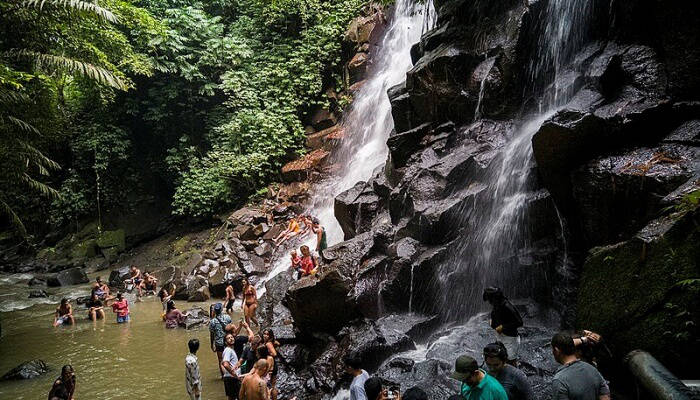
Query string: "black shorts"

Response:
xmin=216 ymin=343 xmax=225 ymax=352
xmin=226 ymin=299 xmax=234 ymax=312
xmin=223 ymin=376 xmax=240 ymax=398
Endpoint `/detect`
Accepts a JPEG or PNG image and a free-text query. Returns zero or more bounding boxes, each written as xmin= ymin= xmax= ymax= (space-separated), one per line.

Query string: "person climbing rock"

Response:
xmin=111 ymin=292 xmax=130 ymax=323
xmin=86 ymin=293 xmax=105 ymax=321
xmin=483 ymin=342 xmax=533 ymax=400
xmin=344 ymin=354 xmax=370 ymax=400
xmin=483 ymin=287 xmax=522 ymax=363
xmin=242 ymin=278 xmax=259 ymax=327
xmin=221 ymin=333 xmax=241 ymax=400
xmin=185 ymin=339 xmax=202 ymax=400
xmin=53 ymin=298 xmax=74 ymax=326
xmin=48 ymin=365 xmax=76 ymax=400
xmin=551 ymin=331 xmax=610 ymax=400
xmin=450 ymin=354 xmax=508 ymax=400
xmin=311 ymin=218 xmax=327 ymax=256
xmin=209 ymin=303 xmax=233 ymax=378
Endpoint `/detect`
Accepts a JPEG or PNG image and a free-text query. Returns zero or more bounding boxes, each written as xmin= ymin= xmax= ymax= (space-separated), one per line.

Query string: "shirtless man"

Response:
xmin=53 ymin=298 xmax=75 ymax=326
xmin=224 ymin=281 xmax=236 ymax=315
xmin=140 ymin=273 xmax=158 ymax=295
xmin=126 ymin=265 xmax=143 ymax=296
xmin=239 ymin=359 xmax=270 ymax=400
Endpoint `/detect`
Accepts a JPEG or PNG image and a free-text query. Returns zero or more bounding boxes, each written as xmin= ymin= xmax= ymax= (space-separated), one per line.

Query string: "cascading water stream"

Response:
xmin=307 ymin=0 xmax=433 ymax=245
xmin=258 ymin=0 xmax=433 ymax=293
xmin=439 ymin=0 xmax=594 ymax=321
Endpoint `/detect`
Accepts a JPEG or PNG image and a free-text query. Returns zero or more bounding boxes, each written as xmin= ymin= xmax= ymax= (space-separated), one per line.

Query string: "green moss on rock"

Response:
xmin=96 ymin=229 xmax=125 ymax=252
xmin=577 ymin=207 xmax=700 ymax=373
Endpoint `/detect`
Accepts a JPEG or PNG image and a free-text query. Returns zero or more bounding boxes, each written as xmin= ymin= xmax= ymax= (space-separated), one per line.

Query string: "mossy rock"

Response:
xmin=577 ymin=207 xmax=700 ymax=373
xmin=96 ymin=229 xmax=125 ymax=252
xmin=70 ymin=239 xmax=97 ymax=259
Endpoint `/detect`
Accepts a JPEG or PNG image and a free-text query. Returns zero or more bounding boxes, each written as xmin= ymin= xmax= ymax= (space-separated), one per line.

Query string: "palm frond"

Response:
xmin=0 ymin=199 xmax=27 ymax=238
xmin=0 ymin=88 xmax=29 ymax=104
xmin=19 ymin=141 xmax=62 ymax=171
xmin=5 ymin=50 xmax=129 ymax=90
xmin=7 ymin=115 xmax=40 ymax=135
xmin=24 ymin=0 xmax=118 ymax=23
xmin=21 ymin=173 xmax=60 ymax=198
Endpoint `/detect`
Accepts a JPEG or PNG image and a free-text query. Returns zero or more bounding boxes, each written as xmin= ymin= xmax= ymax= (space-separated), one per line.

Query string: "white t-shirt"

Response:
xmin=350 ymin=370 xmax=370 ymax=400
xmin=222 ymin=347 xmax=240 ymax=378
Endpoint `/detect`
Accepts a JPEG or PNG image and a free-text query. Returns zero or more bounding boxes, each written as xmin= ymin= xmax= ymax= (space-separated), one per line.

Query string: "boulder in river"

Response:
xmin=28 ymin=290 xmax=47 ymax=298
xmin=108 ymin=266 xmax=131 ymax=288
xmin=27 ymin=277 xmax=46 ymax=287
xmin=46 ymin=267 xmax=89 ymax=287
xmin=1 ymin=359 xmax=49 ymax=380
xmin=183 ymin=307 xmax=210 ymax=329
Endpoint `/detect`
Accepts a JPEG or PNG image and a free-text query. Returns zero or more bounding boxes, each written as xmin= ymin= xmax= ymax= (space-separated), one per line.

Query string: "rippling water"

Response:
xmin=0 ymin=274 xmax=242 ymax=400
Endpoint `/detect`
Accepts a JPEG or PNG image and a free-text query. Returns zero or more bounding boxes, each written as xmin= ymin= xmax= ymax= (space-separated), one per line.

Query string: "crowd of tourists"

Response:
xmin=46 ymin=215 xmax=610 ymax=400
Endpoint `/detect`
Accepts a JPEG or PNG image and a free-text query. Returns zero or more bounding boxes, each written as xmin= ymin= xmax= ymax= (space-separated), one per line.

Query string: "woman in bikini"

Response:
xmin=242 ymin=278 xmax=259 ymax=327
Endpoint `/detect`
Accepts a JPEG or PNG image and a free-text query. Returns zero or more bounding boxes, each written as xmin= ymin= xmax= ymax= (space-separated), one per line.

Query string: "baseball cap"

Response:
xmin=214 ymin=303 xmax=223 ymax=313
xmin=450 ymin=355 xmax=478 ymax=381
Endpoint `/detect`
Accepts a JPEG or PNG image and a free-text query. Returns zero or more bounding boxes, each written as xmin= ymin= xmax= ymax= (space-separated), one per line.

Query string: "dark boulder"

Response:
xmin=1 ymin=360 xmax=49 ymax=380
xmin=183 ymin=307 xmax=210 ymax=329
xmin=284 ymin=269 xmax=358 ymax=335
xmin=377 ymin=358 xmax=458 ymax=399
xmin=46 ymin=267 xmax=89 ymax=287
xmin=334 ymin=181 xmax=383 ymax=240
xmin=228 ymin=207 xmax=267 ymax=226
xmin=108 ymin=266 xmax=131 ymax=288
xmin=27 ymin=277 xmax=46 ymax=287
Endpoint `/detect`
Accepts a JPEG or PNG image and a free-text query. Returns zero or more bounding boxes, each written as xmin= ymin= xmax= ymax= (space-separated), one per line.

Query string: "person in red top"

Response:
xmin=299 ymin=245 xmax=318 ymax=277
xmin=111 ymin=292 xmax=130 ymax=323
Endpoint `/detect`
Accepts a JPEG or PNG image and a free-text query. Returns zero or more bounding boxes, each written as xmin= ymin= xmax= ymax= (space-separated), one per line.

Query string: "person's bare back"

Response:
xmin=240 ymin=360 xmax=269 ymax=400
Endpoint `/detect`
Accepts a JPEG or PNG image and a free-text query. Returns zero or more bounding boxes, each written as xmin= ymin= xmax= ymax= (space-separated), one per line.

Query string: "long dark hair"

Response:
xmin=166 ymin=300 xmax=176 ymax=312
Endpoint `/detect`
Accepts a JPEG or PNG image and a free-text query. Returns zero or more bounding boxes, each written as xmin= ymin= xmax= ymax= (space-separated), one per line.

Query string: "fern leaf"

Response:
xmin=0 ymin=200 xmax=27 ymax=238
xmin=24 ymin=0 xmax=118 ymax=23
xmin=7 ymin=115 xmax=40 ymax=135
xmin=5 ymin=50 xmax=129 ymax=90
xmin=21 ymin=173 xmax=60 ymax=198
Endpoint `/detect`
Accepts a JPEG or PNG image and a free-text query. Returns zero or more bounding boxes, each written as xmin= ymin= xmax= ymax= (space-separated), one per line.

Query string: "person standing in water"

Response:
xmin=221 ymin=333 xmax=242 ymax=400
xmin=186 ymin=338 xmax=202 ymax=400
xmin=311 ymin=218 xmax=327 ymax=256
xmin=86 ymin=293 xmax=105 ymax=321
xmin=53 ymin=298 xmax=75 ymax=326
xmin=225 ymin=280 xmax=236 ymax=315
xmin=111 ymin=292 xmax=130 ymax=323
xmin=483 ymin=287 xmax=523 ymax=363
xmin=240 ymin=359 xmax=270 ymax=400
xmin=48 ymin=365 xmax=76 ymax=400
xmin=242 ymin=278 xmax=259 ymax=327
xmin=209 ymin=303 xmax=233 ymax=377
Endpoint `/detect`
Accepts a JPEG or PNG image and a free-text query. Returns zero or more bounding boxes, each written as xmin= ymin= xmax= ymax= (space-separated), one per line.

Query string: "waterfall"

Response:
xmin=440 ymin=0 xmax=593 ymax=321
xmin=306 ymin=0 xmax=432 ymax=246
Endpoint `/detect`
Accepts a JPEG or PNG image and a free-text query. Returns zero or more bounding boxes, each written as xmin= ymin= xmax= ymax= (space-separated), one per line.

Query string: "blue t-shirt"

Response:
xmin=350 ymin=370 xmax=369 ymax=400
xmin=208 ymin=314 xmax=232 ymax=347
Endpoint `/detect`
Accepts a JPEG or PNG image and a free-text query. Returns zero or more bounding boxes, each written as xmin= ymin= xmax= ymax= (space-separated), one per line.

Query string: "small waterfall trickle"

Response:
xmin=306 ymin=0 xmax=433 ymax=246
xmin=440 ymin=0 xmax=594 ymax=321
xmin=473 ymin=56 xmax=496 ymax=122
xmin=408 ymin=264 xmax=415 ymax=314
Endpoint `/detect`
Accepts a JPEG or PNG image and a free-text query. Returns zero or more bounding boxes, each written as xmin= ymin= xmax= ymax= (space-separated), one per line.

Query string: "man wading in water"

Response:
xmin=209 ymin=302 xmax=233 ymax=377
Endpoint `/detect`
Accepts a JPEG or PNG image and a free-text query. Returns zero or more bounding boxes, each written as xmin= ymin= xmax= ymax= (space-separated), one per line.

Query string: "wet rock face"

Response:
xmin=46 ymin=267 xmax=89 ymax=287
xmin=1 ymin=359 xmax=49 ymax=380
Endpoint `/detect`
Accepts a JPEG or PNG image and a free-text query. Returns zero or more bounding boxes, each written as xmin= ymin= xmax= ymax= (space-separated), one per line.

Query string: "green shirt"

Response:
xmin=461 ymin=369 xmax=508 ymax=400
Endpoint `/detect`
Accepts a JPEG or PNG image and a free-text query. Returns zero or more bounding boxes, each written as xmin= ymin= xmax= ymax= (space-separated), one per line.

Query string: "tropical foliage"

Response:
xmin=0 ymin=0 xmax=364 ymax=240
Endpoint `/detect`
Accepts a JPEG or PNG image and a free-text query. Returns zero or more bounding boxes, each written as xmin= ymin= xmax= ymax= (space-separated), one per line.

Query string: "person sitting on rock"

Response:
xmin=299 ymin=245 xmax=318 ymax=277
xmin=48 ymin=364 xmax=75 ymax=400
xmin=86 ymin=293 xmax=105 ymax=321
xmin=111 ymin=292 xmax=130 ymax=323
xmin=53 ymin=298 xmax=75 ymax=326
xmin=273 ymin=215 xmax=301 ymax=246
xmin=92 ymin=276 xmax=113 ymax=304
xmin=125 ymin=265 xmax=143 ymax=296
xmin=289 ymin=250 xmax=302 ymax=279
xmin=225 ymin=281 xmax=236 ymax=315
xmin=140 ymin=272 xmax=158 ymax=295
xmin=164 ymin=300 xmax=186 ymax=329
